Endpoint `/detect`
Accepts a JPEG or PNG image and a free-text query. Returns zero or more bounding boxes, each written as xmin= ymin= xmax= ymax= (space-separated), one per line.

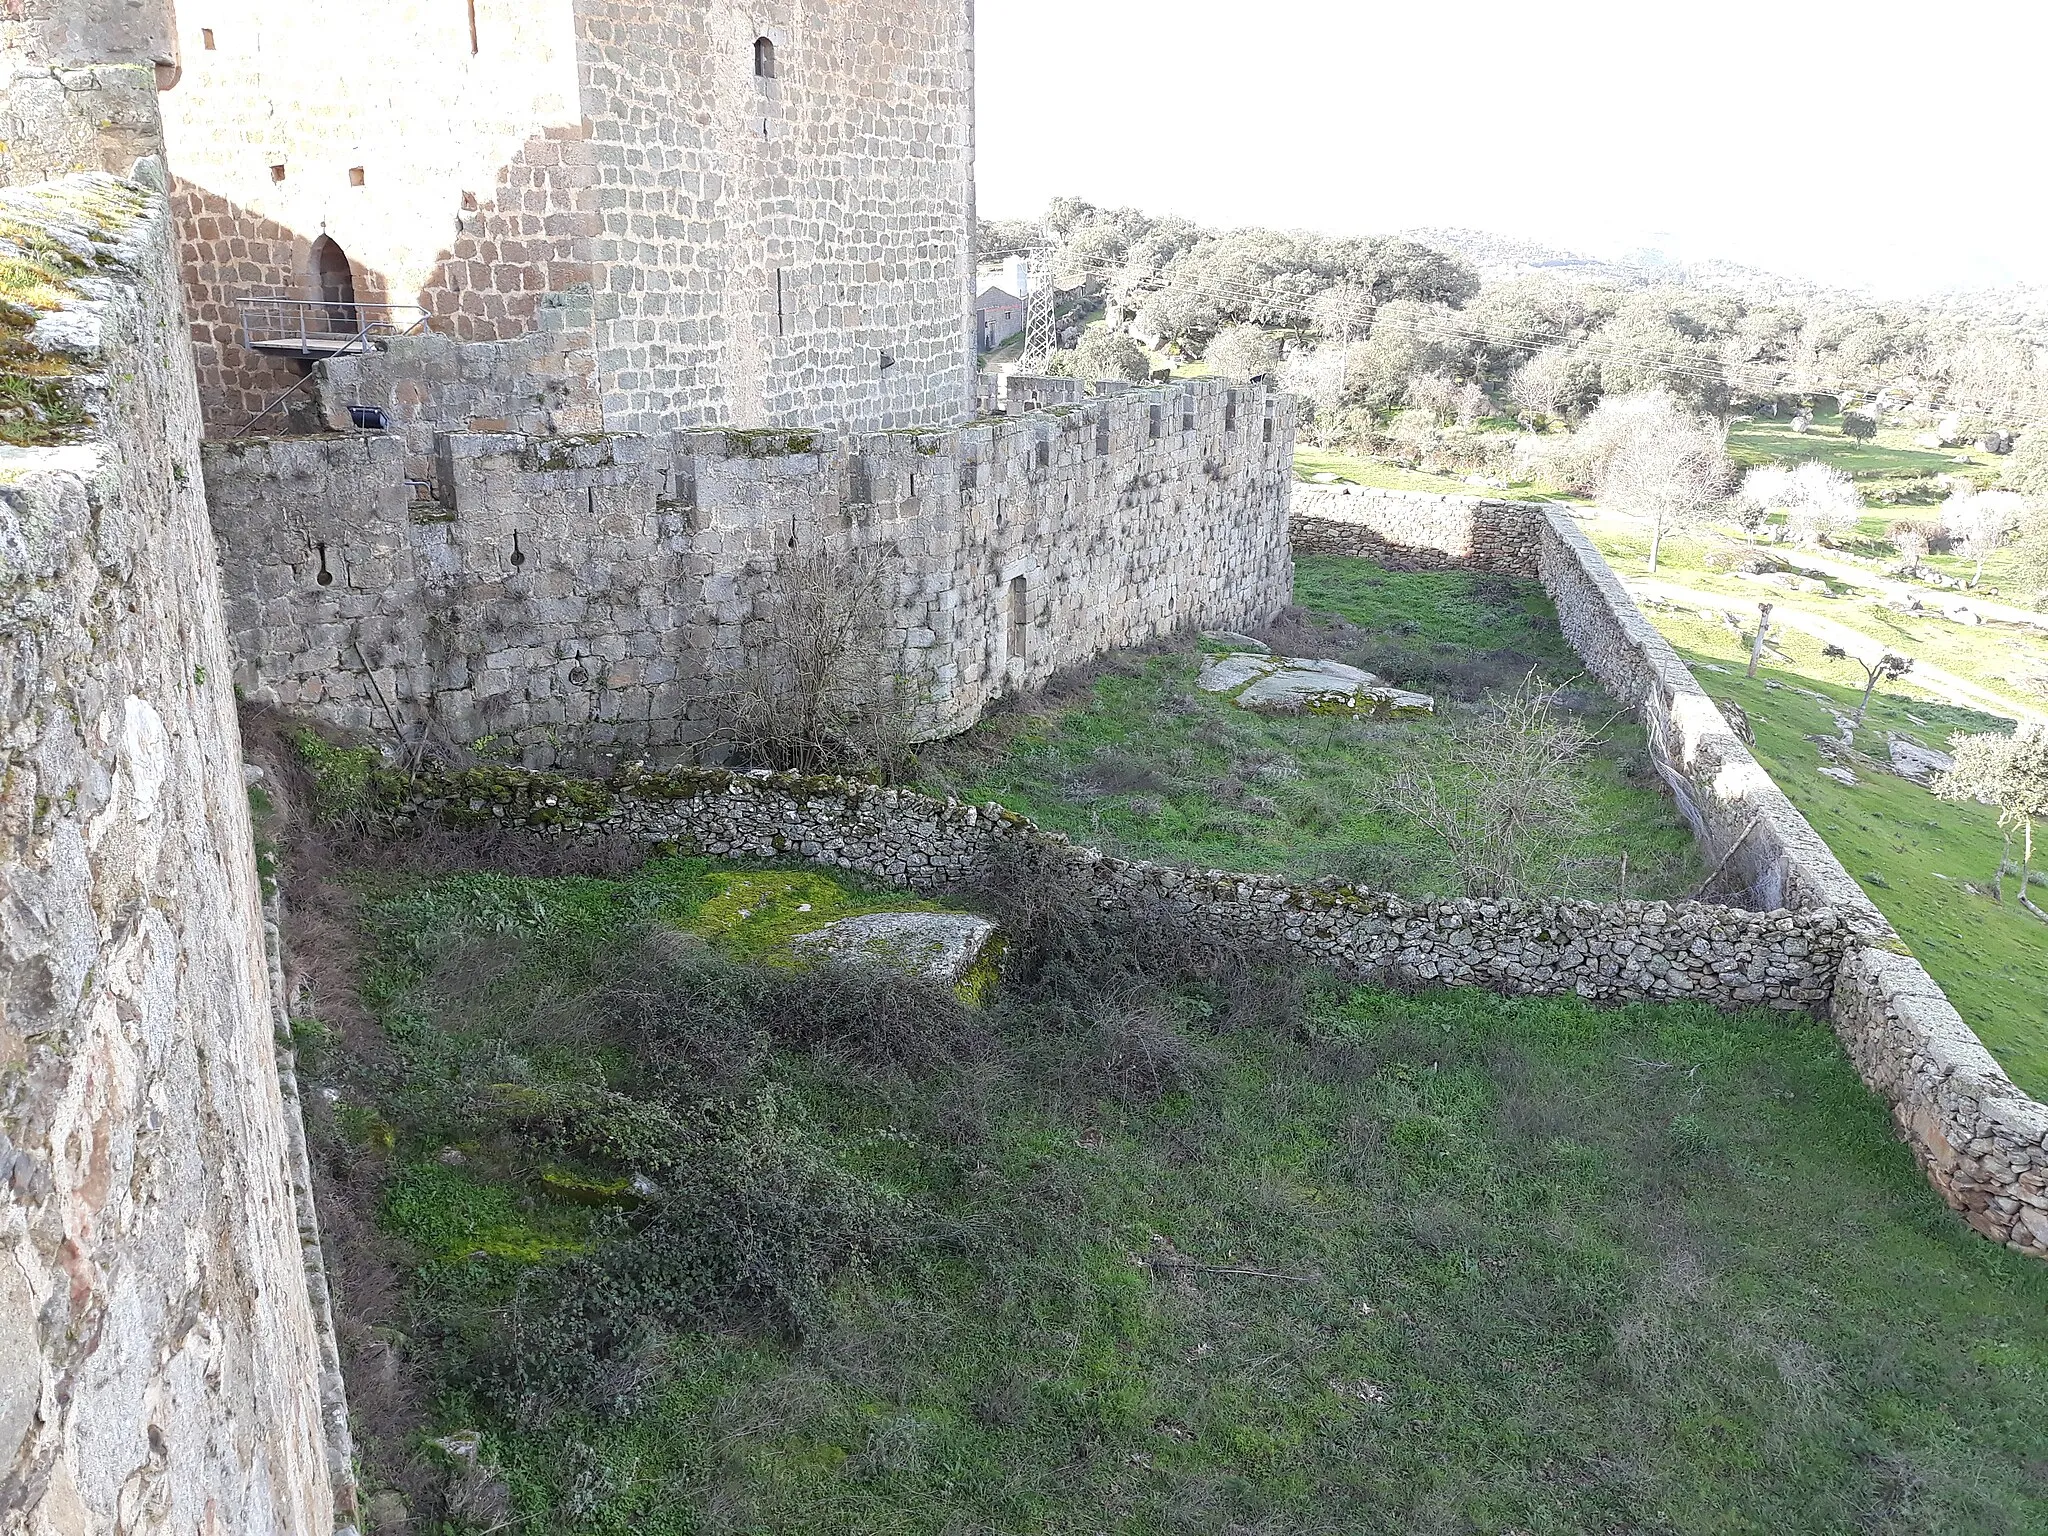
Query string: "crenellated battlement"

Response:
xmin=201 ymin=378 xmax=1299 ymax=767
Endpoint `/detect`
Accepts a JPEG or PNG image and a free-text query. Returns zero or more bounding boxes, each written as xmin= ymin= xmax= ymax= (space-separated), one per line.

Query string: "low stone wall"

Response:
xmin=0 ymin=173 xmax=338 ymax=1530
xmin=1291 ymin=483 xmax=2048 ymax=1259
xmin=1532 ymin=510 xmax=1874 ymax=919
xmin=1289 ymin=483 xmax=1542 ymax=575
xmin=368 ymin=767 xmax=1850 ymax=1012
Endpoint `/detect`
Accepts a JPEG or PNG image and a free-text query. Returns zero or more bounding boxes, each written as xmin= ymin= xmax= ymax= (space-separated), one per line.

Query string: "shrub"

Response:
xmin=483 ymin=1087 xmax=904 ymax=1422
xmin=291 ymin=728 xmax=380 ymax=826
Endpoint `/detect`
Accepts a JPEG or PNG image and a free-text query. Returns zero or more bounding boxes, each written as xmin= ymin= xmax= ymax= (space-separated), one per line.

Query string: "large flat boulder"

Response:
xmin=791 ymin=910 xmax=999 ymax=987
xmin=1888 ymin=734 xmax=1955 ymax=785
xmin=1196 ymin=651 xmax=1433 ymax=720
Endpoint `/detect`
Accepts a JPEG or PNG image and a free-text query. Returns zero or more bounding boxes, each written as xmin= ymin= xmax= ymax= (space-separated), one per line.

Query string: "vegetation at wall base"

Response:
xmin=1629 ymin=606 xmax=2048 ymax=1098
xmin=918 ymin=558 xmax=1700 ymax=901
xmin=308 ymin=852 xmax=2048 ymax=1535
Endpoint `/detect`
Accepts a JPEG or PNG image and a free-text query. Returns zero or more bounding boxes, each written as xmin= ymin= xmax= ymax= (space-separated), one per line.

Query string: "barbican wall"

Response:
xmin=0 ymin=172 xmax=342 ymax=1532
xmin=1292 ymin=484 xmax=2048 ymax=1260
xmin=201 ymin=379 xmax=1298 ymax=767
xmin=155 ymin=0 xmax=975 ymax=437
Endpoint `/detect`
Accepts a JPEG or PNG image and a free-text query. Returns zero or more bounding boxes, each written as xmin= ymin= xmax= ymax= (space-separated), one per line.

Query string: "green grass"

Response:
xmin=1726 ymin=410 xmax=1989 ymax=483
xmin=332 ymin=864 xmax=2048 ymax=1535
xmin=1293 ymin=447 xmax=1566 ymax=501
xmin=917 ymin=558 xmax=1701 ymax=899
xmin=1583 ymin=522 xmax=2048 ymax=716
xmin=1621 ymin=604 xmax=2048 ymax=1097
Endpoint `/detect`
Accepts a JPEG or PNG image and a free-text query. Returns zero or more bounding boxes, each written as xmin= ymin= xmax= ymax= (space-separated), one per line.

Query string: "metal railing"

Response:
xmin=237 ymin=295 xmax=426 ymax=357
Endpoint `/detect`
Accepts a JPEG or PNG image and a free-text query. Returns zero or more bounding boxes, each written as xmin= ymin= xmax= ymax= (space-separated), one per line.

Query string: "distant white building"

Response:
xmin=975 ymin=254 xmax=1031 ymax=352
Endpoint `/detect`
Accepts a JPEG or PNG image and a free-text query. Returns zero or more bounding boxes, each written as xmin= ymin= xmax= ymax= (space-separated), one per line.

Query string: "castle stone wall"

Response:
xmin=0 ymin=174 xmax=340 ymax=1532
xmin=203 ymin=378 xmax=1296 ymax=768
xmin=1289 ymin=483 xmax=1542 ymax=574
xmin=575 ymin=0 xmax=975 ymax=434
xmin=1291 ymin=485 xmax=2048 ymax=1260
xmin=157 ymin=0 xmax=587 ymax=429
xmin=155 ymin=0 xmax=974 ymax=437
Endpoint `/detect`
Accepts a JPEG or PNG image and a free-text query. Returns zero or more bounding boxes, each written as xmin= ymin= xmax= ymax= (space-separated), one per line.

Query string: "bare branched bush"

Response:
xmin=712 ymin=543 xmax=925 ymax=777
xmin=1389 ymin=672 xmax=1596 ymax=898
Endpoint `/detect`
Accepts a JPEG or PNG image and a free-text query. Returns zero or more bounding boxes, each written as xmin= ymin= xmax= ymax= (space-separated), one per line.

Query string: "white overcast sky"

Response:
xmin=975 ymin=0 xmax=2048 ymax=297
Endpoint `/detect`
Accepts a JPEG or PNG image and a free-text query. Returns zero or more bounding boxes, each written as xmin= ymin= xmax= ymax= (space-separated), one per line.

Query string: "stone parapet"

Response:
xmin=0 ymin=172 xmax=338 ymax=1531
xmin=202 ymin=377 xmax=1298 ymax=769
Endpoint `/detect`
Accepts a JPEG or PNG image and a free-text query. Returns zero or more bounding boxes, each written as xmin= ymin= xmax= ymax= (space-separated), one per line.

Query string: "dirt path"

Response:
xmin=1622 ymin=574 xmax=2043 ymax=726
xmin=1785 ymin=548 xmax=2048 ymax=631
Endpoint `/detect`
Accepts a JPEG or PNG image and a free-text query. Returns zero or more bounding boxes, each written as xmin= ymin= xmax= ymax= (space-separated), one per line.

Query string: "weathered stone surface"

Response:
xmin=1888 ymin=735 xmax=1955 ymax=784
xmin=792 ymin=910 xmax=998 ymax=985
xmin=0 ymin=173 xmax=339 ymax=1531
xmin=1196 ymin=652 xmax=1282 ymax=693
xmin=204 ymin=379 xmax=1299 ymax=768
xmin=1198 ymin=652 xmax=1433 ymax=718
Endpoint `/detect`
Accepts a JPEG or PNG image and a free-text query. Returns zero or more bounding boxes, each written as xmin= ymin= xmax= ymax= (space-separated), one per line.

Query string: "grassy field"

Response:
xmin=1615 ymin=602 xmax=2048 ymax=1097
xmin=917 ymin=557 xmax=1701 ymax=901
xmin=1292 ymin=447 xmax=1566 ymax=500
xmin=1726 ymin=410 xmax=1980 ymax=482
xmin=1583 ymin=521 xmax=2048 ymax=716
xmin=319 ymin=855 xmax=2048 ymax=1535
xmin=1300 ymin=407 xmax=2000 ymax=518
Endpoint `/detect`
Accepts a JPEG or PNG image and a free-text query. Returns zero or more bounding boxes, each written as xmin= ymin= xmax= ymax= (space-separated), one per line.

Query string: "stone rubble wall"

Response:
xmin=369 ymin=766 xmax=1850 ymax=1011
xmin=1288 ymin=483 xmax=1542 ymax=575
xmin=0 ymin=174 xmax=339 ymax=1532
xmin=1291 ymin=485 xmax=2048 ymax=1260
xmin=202 ymin=377 xmax=1298 ymax=769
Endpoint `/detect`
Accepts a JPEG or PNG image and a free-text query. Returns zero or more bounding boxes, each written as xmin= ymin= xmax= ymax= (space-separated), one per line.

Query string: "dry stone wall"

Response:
xmin=1291 ymin=485 xmax=2048 ymax=1259
xmin=368 ymin=766 xmax=1851 ymax=1011
xmin=0 ymin=174 xmax=339 ymax=1532
xmin=1289 ymin=483 xmax=1542 ymax=574
xmin=203 ymin=378 xmax=1297 ymax=768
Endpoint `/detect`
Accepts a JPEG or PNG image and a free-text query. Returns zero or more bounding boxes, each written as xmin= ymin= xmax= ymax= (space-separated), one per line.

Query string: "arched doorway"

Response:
xmin=311 ymin=234 xmax=357 ymax=336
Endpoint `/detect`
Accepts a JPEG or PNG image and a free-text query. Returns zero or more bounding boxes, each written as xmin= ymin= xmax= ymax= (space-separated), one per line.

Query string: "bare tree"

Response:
xmin=1935 ymin=722 xmax=2048 ymax=909
xmin=1821 ymin=644 xmax=1913 ymax=726
xmin=712 ymin=544 xmax=924 ymax=777
xmin=1390 ymin=672 xmax=1596 ymax=898
xmin=1581 ymin=392 xmax=1733 ymax=572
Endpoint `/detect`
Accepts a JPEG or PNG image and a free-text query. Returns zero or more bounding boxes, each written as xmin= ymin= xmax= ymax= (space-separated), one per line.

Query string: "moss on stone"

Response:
xmin=722 ymin=427 xmax=821 ymax=458
xmin=0 ymin=176 xmax=155 ymax=446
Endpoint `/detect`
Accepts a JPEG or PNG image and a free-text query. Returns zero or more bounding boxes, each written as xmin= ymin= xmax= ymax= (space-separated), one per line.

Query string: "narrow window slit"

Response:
xmin=1007 ymin=575 xmax=1028 ymax=661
